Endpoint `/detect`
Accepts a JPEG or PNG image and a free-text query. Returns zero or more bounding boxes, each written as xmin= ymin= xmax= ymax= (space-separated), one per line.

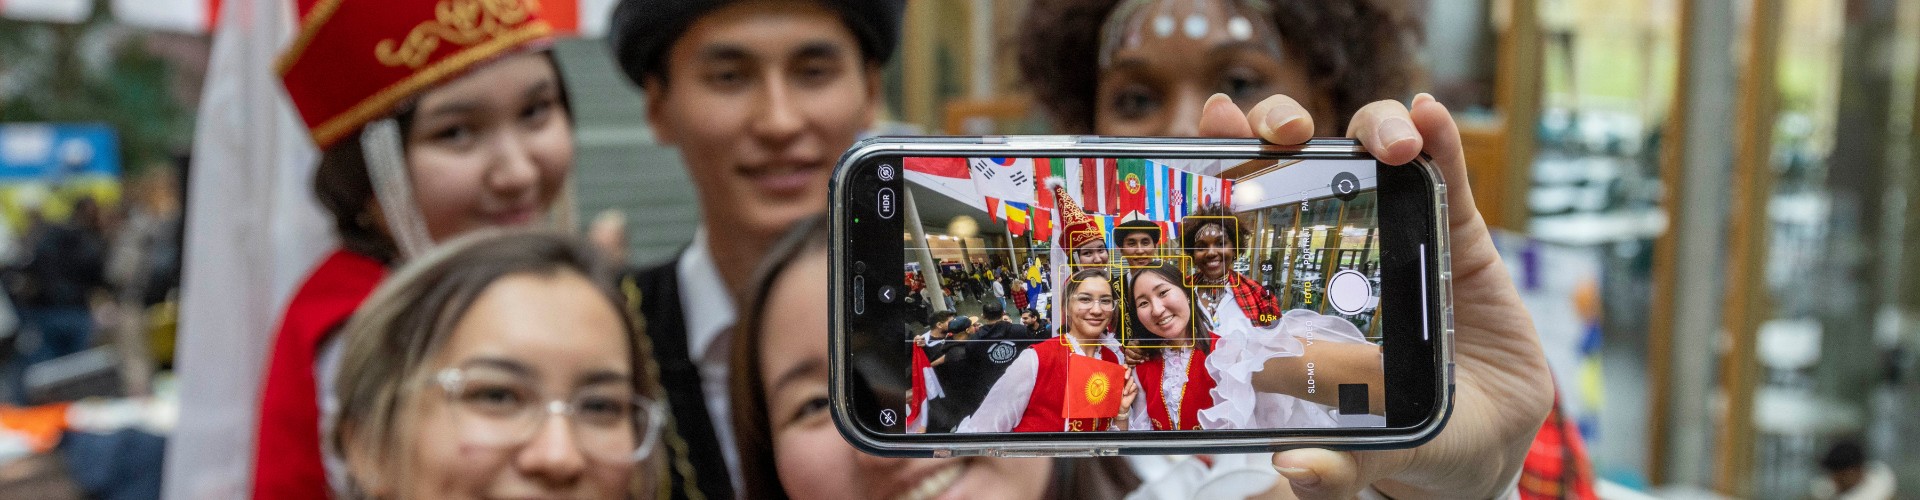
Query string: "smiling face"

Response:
xmin=404 ymin=52 xmax=573 ymax=243
xmin=1066 ymin=276 xmax=1117 ymax=342
xmin=1092 ymin=0 xmax=1325 ymax=137
xmin=1074 ymin=241 xmax=1111 ymax=267
xmin=1131 ymin=271 xmax=1191 ymax=341
xmin=392 ymin=271 xmax=638 ymax=499
xmin=757 ymin=250 xmax=1050 ymax=499
xmin=1189 ymin=223 xmax=1234 ymax=282
xmin=646 ymin=0 xmax=879 ymax=241
xmin=1119 ymin=231 xmax=1158 ymax=266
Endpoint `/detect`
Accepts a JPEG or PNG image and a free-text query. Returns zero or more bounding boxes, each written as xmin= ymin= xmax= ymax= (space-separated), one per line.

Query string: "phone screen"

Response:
xmin=840 ymin=150 xmax=1441 ymax=439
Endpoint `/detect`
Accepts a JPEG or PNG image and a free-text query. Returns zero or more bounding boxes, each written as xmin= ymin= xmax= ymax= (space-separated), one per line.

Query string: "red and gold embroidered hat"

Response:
xmin=278 ymin=0 xmax=557 ymax=148
xmin=1054 ymin=186 xmax=1104 ymax=251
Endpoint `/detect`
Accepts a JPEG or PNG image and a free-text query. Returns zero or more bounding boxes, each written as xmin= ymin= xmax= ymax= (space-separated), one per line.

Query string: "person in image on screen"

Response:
xmin=329 ymin=230 xmax=666 ymax=499
xmin=1115 ymin=215 xmax=1164 ymax=270
xmin=1182 ymin=204 xmax=1283 ymax=328
xmin=955 ymin=268 xmax=1138 ymax=433
xmin=728 ymin=217 xmax=1140 ymax=500
xmin=1124 ymin=262 xmax=1382 ymax=433
xmin=1122 ymin=263 xmax=1215 ymax=432
xmin=1021 ymin=0 xmax=1558 ymax=497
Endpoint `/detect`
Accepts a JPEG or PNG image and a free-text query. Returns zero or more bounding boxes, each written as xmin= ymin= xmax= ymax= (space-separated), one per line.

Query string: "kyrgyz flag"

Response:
xmin=1063 ymin=354 xmax=1127 ymax=419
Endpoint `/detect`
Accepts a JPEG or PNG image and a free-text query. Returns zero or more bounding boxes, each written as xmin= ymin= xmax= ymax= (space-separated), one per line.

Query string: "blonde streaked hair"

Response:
xmin=328 ymin=229 xmax=662 ymax=497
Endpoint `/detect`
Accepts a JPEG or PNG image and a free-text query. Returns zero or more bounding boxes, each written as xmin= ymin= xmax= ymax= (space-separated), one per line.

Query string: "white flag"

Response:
xmin=967 ymin=157 xmax=1038 ymax=205
xmin=166 ymin=0 xmax=333 ymax=497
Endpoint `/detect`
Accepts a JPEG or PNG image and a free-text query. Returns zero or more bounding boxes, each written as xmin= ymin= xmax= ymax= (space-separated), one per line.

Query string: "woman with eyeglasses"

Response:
xmin=329 ymin=231 xmax=665 ymax=498
xmin=956 ymin=268 xmax=1141 ymax=433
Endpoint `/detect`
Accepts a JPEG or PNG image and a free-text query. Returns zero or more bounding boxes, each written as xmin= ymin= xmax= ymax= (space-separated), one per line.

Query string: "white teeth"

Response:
xmin=896 ymin=462 xmax=966 ymax=500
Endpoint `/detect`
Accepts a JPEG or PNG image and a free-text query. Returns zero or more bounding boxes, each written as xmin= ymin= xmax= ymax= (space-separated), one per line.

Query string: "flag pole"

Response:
xmin=903 ymin=187 xmax=950 ymax=313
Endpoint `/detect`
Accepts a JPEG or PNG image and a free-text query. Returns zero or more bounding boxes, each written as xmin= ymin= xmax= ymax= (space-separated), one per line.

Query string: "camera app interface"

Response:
xmin=896 ymin=156 xmax=1387 ymax=434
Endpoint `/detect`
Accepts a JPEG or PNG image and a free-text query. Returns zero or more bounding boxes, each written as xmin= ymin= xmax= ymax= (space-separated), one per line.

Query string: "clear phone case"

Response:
xmin=828 ymin=135 xmax=1455 ymax=457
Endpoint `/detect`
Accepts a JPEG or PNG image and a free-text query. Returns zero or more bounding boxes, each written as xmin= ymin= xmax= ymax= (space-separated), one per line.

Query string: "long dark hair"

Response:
xmin=1125 ymin=262 xmax=1211 ymax=355
xmin=729 ymin=216 xmax=1140 ymax=500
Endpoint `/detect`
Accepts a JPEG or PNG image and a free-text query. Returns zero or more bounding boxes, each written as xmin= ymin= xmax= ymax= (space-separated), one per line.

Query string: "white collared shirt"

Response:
xmin=676 ymin=228 xmax=743 ymax=498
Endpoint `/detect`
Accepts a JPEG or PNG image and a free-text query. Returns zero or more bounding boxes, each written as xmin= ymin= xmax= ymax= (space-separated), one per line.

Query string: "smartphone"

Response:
xmin=828 ymin=136 xmax=1454 ymax=457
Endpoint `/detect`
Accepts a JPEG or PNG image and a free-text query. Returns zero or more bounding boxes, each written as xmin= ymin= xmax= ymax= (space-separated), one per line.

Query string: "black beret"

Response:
xmin=607 ymin=0 xmax=906 ymax=88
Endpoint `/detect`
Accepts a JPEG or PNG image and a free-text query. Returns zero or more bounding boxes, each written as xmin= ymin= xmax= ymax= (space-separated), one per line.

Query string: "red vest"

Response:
xmin=1136 ymin=347 xmax=1215 ymax=431
xmin=1012 ymin=337 xmax=1121 ymax=433
xmin=252 ymin=250 xmax=385 ymax=499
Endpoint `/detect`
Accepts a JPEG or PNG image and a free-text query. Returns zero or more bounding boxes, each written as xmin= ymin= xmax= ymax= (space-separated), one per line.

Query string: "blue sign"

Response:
xmin=0 ymin=123 xmax=121 ymax=182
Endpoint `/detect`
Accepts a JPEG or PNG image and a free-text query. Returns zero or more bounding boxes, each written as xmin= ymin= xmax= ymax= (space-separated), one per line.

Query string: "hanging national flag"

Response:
xmin=969 ymin=158 xmax=1039 ymax=204
xmin=1034 ymin=158 xmax=1056 ymax=210
xmin=984 ymin=196 xmax=1003 ymax=222
xmin=1167 ymin=167 xmax=1187 ymax=222
xmin=1081 ymin=158 xmax=1111 ymax=214
xmin=1062 ymin=354 xmax=1127 ymax=419
xmin=1117 ymin=158 xmax=1147 ymax=217
xmin=1004 ymin=201 xmax=1031 ymax=235
xmin=1199 ymin=176 xmax=1223 ymax=208
xmin=1105 ymin=159 xmax=1123 ymax=215
xmin=1033 ymin=207 xmax=1053 ymax=241
xmin=1221 ymin=178 xmax=1234 ymax=211
xmin=904 ymin=157 xmax=985 ymax=212
xmin=1145 ymin=161 xmax=1166 ymax=221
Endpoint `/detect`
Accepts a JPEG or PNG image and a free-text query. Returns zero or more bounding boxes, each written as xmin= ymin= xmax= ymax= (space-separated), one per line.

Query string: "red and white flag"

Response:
xmin=904 ymin=156 xmax=984 ymax=212
xmin=167 ymin=0 xmax=331 ymax=497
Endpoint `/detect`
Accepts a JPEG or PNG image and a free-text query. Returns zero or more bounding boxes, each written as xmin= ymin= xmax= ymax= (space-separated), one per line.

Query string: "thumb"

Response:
xmin=1271 ymin=448 xmax=1381 ymax=500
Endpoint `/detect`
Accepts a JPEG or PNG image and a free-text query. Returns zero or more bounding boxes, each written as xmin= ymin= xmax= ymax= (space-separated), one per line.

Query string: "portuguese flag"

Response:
xmin=1063 ymin=354 xmax=1127 ymax=419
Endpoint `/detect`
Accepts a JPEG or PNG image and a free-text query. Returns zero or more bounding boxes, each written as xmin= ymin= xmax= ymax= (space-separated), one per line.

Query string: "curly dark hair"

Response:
xmin=1017 ymin=0 xmax=1421 ymax=134
xmin=1180 ymin=203 xmax=1248 ymax=255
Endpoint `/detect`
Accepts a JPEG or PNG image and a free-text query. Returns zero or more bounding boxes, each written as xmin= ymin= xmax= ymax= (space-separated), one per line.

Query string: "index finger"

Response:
xmin=1344 ymin=100 xmax=1422 ymax=165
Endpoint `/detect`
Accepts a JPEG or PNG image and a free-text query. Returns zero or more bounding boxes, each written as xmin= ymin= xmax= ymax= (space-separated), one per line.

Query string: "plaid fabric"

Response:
xmin=1520 ymin=394 xmax=1597 ymax=499
xmin=1229 ymin=272 xmax=1281 ymax=326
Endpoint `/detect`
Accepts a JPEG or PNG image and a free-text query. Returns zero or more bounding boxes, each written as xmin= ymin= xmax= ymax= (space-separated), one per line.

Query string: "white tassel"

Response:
xmin=360 ymin=118 xmax=435 ymax=260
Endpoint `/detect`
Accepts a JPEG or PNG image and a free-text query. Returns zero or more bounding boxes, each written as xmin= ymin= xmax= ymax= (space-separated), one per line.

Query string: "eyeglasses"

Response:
xmin=1072 ymin=294 xmax=1116 ymax=309
xmin=433 ymin=366 xmax=665 ymax=463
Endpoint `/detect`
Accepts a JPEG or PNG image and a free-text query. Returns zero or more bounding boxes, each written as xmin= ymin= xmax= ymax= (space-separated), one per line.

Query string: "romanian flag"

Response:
xmin=1063 ymin=354 xmax=1127 ymax=419
xmin=1004 ymin=201 xmax=1031 ymax=235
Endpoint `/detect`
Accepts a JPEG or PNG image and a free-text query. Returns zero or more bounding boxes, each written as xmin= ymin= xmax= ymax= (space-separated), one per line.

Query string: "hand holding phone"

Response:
xmin=830 ymin=135 xmax=1454 ymax=456
xmin=1219 ymin=93 xmax=1555 ymax=500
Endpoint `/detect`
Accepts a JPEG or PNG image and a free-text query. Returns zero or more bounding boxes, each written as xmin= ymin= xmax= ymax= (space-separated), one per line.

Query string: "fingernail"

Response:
xmin=1377 ymin=116 xmax=1417 ymax=149
xmin=1274 ymin=465 xmax=1320 ymax=487
xmin=1262 ymin=105 xmax=1304 ymax=137
xmin=1413 ymin=92 xmax=1435 ymax=106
